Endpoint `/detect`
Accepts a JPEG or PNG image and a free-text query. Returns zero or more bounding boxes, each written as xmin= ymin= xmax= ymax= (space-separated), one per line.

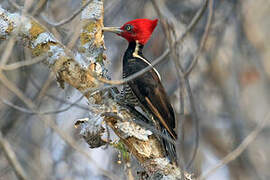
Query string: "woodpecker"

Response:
xmin=103 ymin=19 xmax=177 ymax=162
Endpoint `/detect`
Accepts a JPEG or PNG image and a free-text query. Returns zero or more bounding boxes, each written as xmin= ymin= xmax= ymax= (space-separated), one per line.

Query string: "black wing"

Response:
xmin=124 ymin=57 xmax=177 ymax=139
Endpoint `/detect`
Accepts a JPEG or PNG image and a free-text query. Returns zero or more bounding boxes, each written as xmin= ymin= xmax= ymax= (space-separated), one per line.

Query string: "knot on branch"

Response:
xmin=75 ymin=116 xmax=107 ymax=148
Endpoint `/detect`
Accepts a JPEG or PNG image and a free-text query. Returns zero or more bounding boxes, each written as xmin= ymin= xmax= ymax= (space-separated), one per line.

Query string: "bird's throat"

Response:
xmin=124 ymin=41 xmax=144 ymax=61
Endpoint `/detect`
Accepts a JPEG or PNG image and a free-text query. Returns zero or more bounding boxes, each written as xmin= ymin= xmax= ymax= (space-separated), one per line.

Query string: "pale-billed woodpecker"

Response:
xmin=103 ymin=19 xmax=177 ymax=162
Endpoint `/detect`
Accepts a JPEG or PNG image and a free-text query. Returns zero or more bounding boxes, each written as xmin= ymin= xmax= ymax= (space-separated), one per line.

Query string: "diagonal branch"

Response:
xmin=198 ymin=111 xmax=269 ymax=180
xmin=41 ymin=0 xmax=94 ymax=27
xmin=0 ymin=131 xmax=28 ymax=180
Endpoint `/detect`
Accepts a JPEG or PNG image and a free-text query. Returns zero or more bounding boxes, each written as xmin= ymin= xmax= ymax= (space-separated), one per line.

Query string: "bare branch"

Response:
xmin=0 ymin=55 xmax=45 ymax=71
xmin=0 ymin=131 xmax=28 ymax=180
xmin=31 ymin=0 xmax=48 ymax=16
xmin=185 ymin=0 xmax=214 ymax=77
xmin=198 ymin=111 xmax=270 ymax=180
xmin=0 ymin=96 xmax=85 ymax=115
xmin=0 ymin=37 xmax=16 ymax=65
xmin=185 ymin=0 xmax=214 ymax=169
xmin=41 ymin=0 xmax=93 ymax=27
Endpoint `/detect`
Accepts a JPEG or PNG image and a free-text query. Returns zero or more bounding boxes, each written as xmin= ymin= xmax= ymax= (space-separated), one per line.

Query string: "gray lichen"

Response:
xmin=81 ymin=0 xmax=103 ymax=20
xmin=116 ymin=121 xmax=153 ymax=141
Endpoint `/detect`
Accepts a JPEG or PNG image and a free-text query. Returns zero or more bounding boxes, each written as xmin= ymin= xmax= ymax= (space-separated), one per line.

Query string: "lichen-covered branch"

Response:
xmin=0 ymin=2 xmax=192 ymax=179
xmin=0 ymin=5 xmax=97 ymax=96
xmin=78 ymin=0 xmax=105 ymax=66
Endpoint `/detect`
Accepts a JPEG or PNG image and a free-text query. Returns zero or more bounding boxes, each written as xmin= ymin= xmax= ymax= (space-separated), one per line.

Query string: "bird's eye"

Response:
xmin=125 ymin=25 xmax=133 ymax=31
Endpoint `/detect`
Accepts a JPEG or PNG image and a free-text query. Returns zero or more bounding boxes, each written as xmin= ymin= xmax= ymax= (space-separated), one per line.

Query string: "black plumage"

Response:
xmin=122 ymin=41 xmax=177 ymax=161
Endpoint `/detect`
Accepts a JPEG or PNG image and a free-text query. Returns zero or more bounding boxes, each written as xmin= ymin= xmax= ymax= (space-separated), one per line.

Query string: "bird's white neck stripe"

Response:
xmin=132 ymin=41 xmax=161 ymax=80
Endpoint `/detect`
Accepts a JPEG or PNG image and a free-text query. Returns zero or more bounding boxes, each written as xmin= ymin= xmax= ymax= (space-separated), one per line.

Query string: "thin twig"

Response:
xmin=185 ymin=0 xmax=214 ymax=77
xmin=198 ymin=111 xmax=270 ymax=180
xmin=23 ymin=0 xmax=35 ymax=13
xmin=0 ymin=37 xmax=16 ymax=66
xmin=184 ymin=78 xmax=199 ymax=169
xmin=7 ymin=0 xmax=21 ymax=10
xmin=28 ymin=75 xmax=89 ymax=111
xmin=41 ymin=0 xmax=93 ymax=27
xmin=0 ymin=55 xmax=45 ymax=71
xmin=185 ymin=0 xmax=214 ymax=169
xmin=35 ymin=72 xmax=55 ymax=103
xmin=175 ymin=0 xmax=209 ymax=48
xmin=0 ymin=96 xmax=85 ymax=115
xmin=0 ymin=131 xmax=28 ymax=180
xmin=31 ymin=0 xmax=48 ymax=16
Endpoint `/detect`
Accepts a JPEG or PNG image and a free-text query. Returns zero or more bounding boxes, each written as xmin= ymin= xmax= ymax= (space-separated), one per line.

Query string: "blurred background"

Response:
xmin=0 ymin=0 xmax=269 ymax=179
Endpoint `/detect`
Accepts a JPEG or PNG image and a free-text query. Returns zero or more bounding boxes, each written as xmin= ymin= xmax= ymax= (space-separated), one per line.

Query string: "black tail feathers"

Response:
xmin=162 ymin=128 xmax=177 ymax=164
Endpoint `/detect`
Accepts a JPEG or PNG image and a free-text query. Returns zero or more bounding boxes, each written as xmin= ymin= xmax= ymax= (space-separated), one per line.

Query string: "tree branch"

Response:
xmin=0 ymin=131 xmax=28 ymax=180
xmin=198 ymin=111 xmax=269 ymax=180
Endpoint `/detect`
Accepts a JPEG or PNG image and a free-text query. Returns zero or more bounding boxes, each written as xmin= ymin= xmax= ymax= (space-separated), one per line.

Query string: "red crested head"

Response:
xmin=118 ymin=19 xmax=158 ymax=45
